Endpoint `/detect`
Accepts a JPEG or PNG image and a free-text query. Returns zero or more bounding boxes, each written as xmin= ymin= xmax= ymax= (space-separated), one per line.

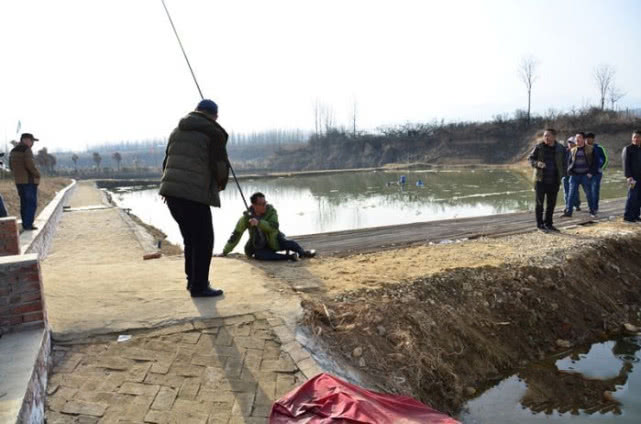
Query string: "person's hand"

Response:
xmin=536 ymin=161 xmax=546 ymax=169
xmin=587 ymin=173 xmax=592 ymax=178
xmin=249 ymin=218 xmax=259 ymax=227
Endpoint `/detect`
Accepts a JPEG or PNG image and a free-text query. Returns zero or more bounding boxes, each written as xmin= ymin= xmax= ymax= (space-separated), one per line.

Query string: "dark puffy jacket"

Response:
xmin=622 ymin=143 xmax=641 ymax=179
xmin=528 ymin=142 xmax=566 ymax=185
xmin=159 ymin=111 xmax=229 ymax=207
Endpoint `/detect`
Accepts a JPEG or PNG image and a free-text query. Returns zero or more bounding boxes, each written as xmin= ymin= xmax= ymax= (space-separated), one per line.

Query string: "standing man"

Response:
xmin=159 ymin=99 xmax=229 ymax=298
xmin=585 ymin=132 xmax=608 ymax=214
xmin=562 ymin=137 xmax=581 ymax=214
xmin=622 ymin=130 xmax=641 ymax=223
xmin=9 ymin=133 xmax=41 ymax=231
xmin=528 ymin=128 xmax=566 ymax=231
xmin=563 ymin=132 xmax=597 ymax=218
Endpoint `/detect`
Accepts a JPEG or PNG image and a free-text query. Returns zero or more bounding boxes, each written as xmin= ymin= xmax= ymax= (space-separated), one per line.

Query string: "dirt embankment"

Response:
xmin=299 ymin=222 xmax=641 ymax=416
xmin=0 ymin=177 xmax=71 ymax=217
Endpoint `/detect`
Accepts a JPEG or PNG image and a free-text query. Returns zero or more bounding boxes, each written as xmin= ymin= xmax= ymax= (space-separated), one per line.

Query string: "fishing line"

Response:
xmin=160 ymin=0 xmax=250 ymax=210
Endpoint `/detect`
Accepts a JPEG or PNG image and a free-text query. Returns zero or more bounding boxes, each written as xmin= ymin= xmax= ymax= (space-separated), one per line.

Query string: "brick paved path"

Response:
xmin=45 ymin=313 xmax=322 ymax=424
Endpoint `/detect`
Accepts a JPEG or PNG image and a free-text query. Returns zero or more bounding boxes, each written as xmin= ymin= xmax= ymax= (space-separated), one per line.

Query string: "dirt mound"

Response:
xmin=302 ymin=233 xmax=641 ymax=415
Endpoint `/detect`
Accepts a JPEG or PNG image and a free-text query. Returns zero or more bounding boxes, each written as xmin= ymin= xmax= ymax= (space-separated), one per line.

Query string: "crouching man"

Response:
xmin=222 ymin=192 xmax=316 ymax=260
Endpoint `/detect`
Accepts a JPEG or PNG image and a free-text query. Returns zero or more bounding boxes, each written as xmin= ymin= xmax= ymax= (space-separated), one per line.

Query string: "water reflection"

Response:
xmin=460 ymin=337 xmax=641 ymax=423
xmin=110 ymin=168 xmax=627 ymax=253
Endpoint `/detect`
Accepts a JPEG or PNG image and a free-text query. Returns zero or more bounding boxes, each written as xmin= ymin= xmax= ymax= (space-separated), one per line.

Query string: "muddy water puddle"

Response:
xmin=459 ymin=337 xmax=641 ymax=423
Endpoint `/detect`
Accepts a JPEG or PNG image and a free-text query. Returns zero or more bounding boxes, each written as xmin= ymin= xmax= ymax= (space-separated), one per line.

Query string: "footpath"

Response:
xmin=41 ymin=181 xmax=322 ymax=424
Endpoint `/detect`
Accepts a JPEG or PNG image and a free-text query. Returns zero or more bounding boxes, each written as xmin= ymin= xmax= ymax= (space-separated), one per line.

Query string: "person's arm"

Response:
xmin=24 ymin=149 xmax=41 ymax=180
xmin=622 ymin=147 xmax=632 ymax=180
xmin=222 ymin=215 xmax=248 ymax=255
xmin=600 ymin=145 xmax=608 ymax=170
xmin=588 ymin=148 xmax=598 ymax=176
xmin=528 ymin=145 xmax=540 ymax=168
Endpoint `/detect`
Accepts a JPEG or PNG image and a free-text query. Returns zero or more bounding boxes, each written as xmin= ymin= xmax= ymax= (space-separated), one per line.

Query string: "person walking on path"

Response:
xmin=222 ymin=192 xmax=316 ymax=260
xmin=528 ymin=128 xmax=566 ymax=232
xmin=562 ymin=137 xmax=581 ymax=214
xmin=586 ymin=132 xmax=608 ymax=214
xmin=622 ymin=130 xmax=641 ymax=223
xmin=563 ymin=132 xmax=597 ymax=218
xmin=9 ymin=133 xmax=41 ymax=231
xmin=159 ymin=99 xmax=229 ymax=298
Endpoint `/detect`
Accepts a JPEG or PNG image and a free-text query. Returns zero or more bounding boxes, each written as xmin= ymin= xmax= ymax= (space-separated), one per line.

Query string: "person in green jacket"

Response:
xmin=222 ymin=192 xmax=316 ymax=261
xmin=159 ymin=99 xmax=229 ymax=298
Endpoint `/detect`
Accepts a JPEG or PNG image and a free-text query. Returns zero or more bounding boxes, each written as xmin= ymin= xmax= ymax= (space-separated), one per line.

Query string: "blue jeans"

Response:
xmin=16 ymin=184 xmax=38 ymax=229
xmin=0 ymin=193 xmax=7 ymax=217
xmin=590 ymin=173 xmax=603 ymax=212
xmin=567 ymin=175 xmax=594 ymax=214
xmin=624 ymin=182 xmax=641 ymax=221
xmin=562 ymin=176 xmax=580 ymax=210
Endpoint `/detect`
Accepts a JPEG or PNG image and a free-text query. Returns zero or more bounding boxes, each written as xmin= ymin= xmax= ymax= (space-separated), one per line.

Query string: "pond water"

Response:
xmin=459 ymin=336 xmax=641 ymax=423
xmin=109 ymin=168 xmax=627 ymax=253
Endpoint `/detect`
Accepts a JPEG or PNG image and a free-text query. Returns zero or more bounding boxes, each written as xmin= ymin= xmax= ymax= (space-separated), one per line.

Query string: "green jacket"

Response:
xmin=527 ymin=141 xmax=566 ymax=185
xmin=159 ymin=111 xmax=229 ymax=207
xmin=223 ymin=204 xmax=281 ymax=256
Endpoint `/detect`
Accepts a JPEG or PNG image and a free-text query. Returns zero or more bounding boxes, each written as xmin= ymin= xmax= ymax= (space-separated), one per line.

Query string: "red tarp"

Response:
xmin=269 ymin=373 xmax=460 ymax=424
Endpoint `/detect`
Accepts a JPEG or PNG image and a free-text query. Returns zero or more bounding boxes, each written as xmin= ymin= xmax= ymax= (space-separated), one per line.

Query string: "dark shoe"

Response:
xmin=575 ymin=206 xmax=581 ymax=212
xmin=623 ymin=219 xmax=637 ymax=224
xmin=23 ymin=226 xmax=38 ymax=231
xmin=288 ymin=254 xmax=299 ymax=262
xmin=560 ymin=212 xmax=572 ymax=218
xmin=537 ymin=224 xmax=547 ymax=232
xmin=545 ymin=224 xmax=560 ymax=232
xmin=301 ymin=249 xmax=317 ymax=258
xmin=589 ymin=211 xmax=597 ymax=218
xmin=191 ymin=287 xmax=224 ymax=297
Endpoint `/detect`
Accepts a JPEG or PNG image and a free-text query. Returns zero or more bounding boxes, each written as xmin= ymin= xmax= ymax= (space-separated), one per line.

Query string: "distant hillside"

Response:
xmin=267 ymin=109 xmax=641 ymax=171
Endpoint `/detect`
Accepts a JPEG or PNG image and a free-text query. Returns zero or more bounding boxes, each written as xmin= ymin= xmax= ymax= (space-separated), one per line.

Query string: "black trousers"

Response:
xmin=166 ymin=196 xmax=213 ymax=291
xmin=535 ymin=182 xmax=559 ymax=226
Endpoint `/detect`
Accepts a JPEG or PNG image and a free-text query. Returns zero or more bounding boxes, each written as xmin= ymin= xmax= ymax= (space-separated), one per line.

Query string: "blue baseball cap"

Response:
xmin=196 ymin=99 xmax=218 ymax=115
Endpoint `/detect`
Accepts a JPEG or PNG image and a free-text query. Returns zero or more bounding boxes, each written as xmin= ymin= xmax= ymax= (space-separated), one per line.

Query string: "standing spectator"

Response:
xmin=563 ymin=132 xmax=597 ymax=218
xmin=9 ymin=133 xmax=41 ymax=231
xmin=585 ymin=132 xmax=608 ymax=214
xmin=159 ymin=99 xmax=229 ymax=298
xmin=562 ymin=137 xmax=581 ymax=214
xmin=528 ymin=128 xmax=566 ymax=231
xmin=622 ymin=130 xmax=641 ymax=223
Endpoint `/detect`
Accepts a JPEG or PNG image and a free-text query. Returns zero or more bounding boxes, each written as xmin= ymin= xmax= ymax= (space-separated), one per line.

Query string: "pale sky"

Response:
xmin=1 ymin=0 xmax=639 ymax=152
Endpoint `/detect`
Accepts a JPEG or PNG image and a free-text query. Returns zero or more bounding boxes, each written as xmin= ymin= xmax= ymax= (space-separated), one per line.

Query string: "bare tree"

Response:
xmin=323 ymin=105 xmax=335 ymax=133
xmin=112 ymin=152 xmax=122 ymax=171
xmin=594 ymin=64 xmax=615 ymax=110
xmin=608 ymin=84 xmax=625 ymax=110
xmin=313 ymin=99 xmax=322 ymax=136
xmin=351 ymin=97 xmax=358 ymax=137
xmin=518 ymin=56 xmax=539 ymax=125
xmin=92 ymin=152 xmax=102 ymax=168
xmin=71 ymin=153 xmax=79 ymax=170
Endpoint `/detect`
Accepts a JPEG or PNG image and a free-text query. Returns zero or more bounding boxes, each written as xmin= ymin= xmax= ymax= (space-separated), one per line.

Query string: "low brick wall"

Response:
xmin=0 ymin=254 xmax=46 ymax=335
xmin=0 ymin=217 xmax=20 ymax=256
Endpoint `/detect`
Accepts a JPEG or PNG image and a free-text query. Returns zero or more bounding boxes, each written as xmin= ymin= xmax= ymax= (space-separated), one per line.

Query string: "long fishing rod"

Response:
xmin=160 ymin=0 xmax=250 ymax=211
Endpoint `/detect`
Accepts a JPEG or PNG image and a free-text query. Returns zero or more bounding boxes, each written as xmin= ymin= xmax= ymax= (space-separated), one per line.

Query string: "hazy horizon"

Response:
xmin=1 ymin=0 xmax=640 ymax=152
